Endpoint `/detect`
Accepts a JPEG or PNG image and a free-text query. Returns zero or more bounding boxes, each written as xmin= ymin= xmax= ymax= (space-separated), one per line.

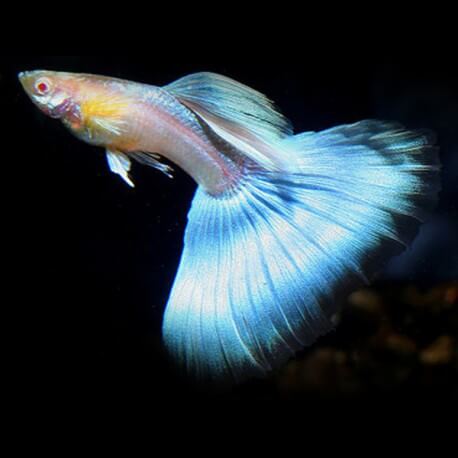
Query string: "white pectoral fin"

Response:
xmin=106 ymin=150 xmax=135 ymax=187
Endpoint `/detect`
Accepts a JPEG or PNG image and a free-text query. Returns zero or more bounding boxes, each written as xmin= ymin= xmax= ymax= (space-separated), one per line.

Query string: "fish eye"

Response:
xmin=35 ymin=78 xmax=52 ymax=95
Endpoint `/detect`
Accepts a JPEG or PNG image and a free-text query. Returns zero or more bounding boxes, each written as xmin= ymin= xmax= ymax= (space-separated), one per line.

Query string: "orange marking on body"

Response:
xmin=80 ymin=93 xmax=130 ymax=126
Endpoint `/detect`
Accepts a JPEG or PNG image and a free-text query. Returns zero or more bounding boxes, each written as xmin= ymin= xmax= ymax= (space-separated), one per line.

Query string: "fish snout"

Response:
xmin=18 ymin=70 xmax=50 ymax=94
xmin=18 ymin=71 xmax=29 ymax=86
xmin=18 ymin=70 xmax=36 ymax=94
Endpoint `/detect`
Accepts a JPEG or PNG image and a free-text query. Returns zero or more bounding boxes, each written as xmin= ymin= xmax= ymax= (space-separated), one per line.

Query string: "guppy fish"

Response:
xmin=19 ymin=70 xmax=440 ymax=382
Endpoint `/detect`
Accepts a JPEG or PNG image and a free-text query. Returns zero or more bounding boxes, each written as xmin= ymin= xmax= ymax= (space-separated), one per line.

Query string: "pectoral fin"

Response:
xmin=106 ymin=149 xmax=134 ymax=187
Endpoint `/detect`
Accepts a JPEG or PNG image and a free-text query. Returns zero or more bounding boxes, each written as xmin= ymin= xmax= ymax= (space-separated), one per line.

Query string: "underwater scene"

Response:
xmin=4 ymin=55 xmax=457 ymax=402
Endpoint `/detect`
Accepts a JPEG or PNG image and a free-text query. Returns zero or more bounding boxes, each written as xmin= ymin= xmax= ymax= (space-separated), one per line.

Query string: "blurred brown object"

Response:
xmin=420 ymin=336 xmax=455 ymax=365
xmin=274 ymin=281 xmax=458 ymax=399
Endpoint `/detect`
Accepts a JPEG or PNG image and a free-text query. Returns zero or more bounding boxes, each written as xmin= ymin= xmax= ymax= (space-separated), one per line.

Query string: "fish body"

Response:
xmin=19 ymin=71 xmax=242 ymax=192
xmin=20 ymin=70 xmax=440 ymax=382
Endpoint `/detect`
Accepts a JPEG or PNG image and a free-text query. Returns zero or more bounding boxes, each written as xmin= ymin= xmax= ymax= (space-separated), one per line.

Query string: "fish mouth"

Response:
xmin=18 ymin=70 xmax=42 ymax=79
xmin=18 ymin=70 xmax=35 ymax=82
xmin=18 ymin=70 xmax=35 ymax=93
xmin=18 ymin=71 xmax=28 ymax=87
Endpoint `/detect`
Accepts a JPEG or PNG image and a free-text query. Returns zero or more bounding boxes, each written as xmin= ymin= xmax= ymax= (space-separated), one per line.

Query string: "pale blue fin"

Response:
xmin=162 ymin=121 xmax=440 ymax=382
xmin=106 ymin=150 xmax=134 ymax=187
xmin=166 ymin=72 xmax=292 ymax=140
xmin=166 ymin=72 xmax=293 ymax=171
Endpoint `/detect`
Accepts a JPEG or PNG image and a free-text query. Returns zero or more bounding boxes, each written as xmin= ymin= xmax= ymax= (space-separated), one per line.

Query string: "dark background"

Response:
xmin=2 ymin=55 xmax=457 ymax=404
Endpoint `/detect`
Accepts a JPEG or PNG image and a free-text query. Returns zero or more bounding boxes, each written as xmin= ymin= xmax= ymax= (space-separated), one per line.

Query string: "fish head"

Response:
xmin=18 ymin=70 xmax=81 ymax=122
xmin=19 ymin=70 xmax=132 ymax=147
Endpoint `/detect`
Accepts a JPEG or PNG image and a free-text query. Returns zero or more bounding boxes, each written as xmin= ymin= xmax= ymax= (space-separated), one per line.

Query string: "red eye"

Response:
xmin=35 ymin=79 xmax=50 ymax=94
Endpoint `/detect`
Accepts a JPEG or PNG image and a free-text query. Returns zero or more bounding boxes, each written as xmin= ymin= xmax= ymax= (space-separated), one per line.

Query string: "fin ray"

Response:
xmin=166 ymin=72 xmax=294 ymax=171
xmin=166 ymin=72 xmax=293 ymax=140
xmin=106 ymin=150 xmax=134 ymax=187
xmin=130 ymin=152 xmax=175 ymax=178
xmin=162 ymin=121 xmax=440 ymax=382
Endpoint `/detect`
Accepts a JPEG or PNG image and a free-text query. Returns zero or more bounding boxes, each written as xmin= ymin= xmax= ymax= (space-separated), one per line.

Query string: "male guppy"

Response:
xmin=19 ymin=71 xmax=440 ymax=382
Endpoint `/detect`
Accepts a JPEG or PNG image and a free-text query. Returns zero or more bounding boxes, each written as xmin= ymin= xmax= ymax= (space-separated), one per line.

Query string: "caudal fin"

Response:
xmin=162 ymin=120 xmax=440 ymax=382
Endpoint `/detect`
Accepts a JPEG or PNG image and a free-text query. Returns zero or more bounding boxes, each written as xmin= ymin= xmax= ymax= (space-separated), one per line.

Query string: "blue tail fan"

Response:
xmin=162 ymin=121 xmax=440 ymax=382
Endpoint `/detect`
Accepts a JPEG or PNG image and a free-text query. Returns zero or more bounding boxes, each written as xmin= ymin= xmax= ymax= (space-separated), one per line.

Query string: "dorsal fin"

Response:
xmin=165 ymin=72 xmax=293 ymax=141
xmin=165 ymin=72 xmax=294 ymax=171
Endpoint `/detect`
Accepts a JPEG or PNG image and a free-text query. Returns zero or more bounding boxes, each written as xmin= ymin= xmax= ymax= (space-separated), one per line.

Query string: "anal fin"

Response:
xmin=130 ymin=152 xmax=174 ymax=179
